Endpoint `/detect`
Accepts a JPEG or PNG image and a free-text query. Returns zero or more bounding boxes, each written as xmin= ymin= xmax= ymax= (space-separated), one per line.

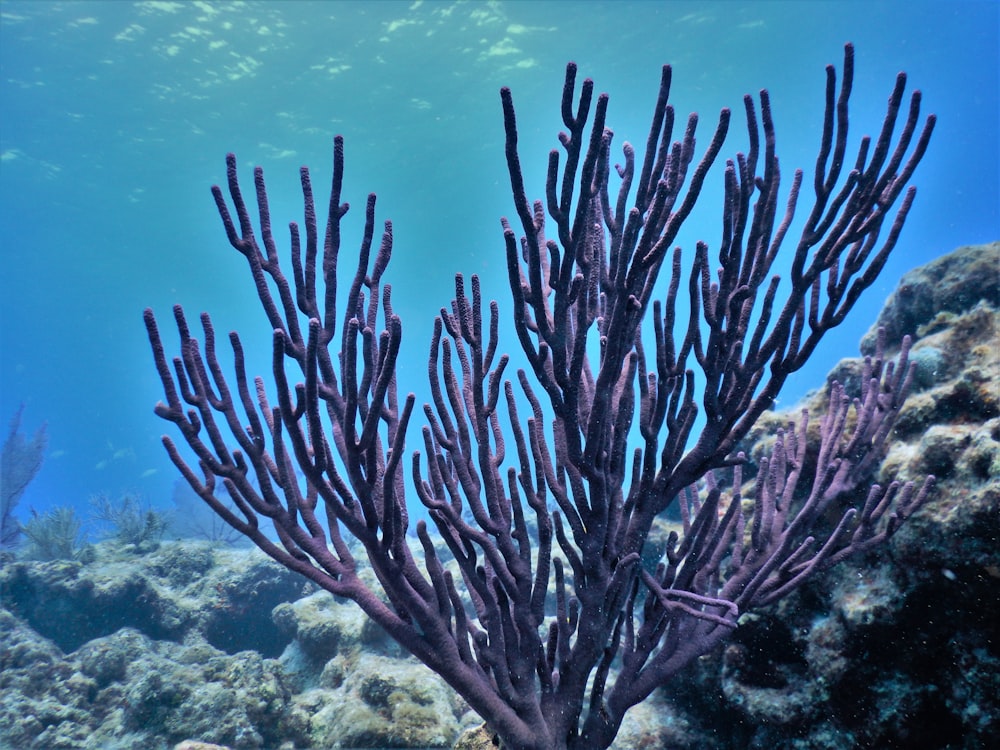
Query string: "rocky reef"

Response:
xmin=688 ymin=241 xmax=999 ymax=749
xmin=0 ymin=536 xmax=485 ymax=749
xmin=1 ymin=242 xmax=997 ymax=749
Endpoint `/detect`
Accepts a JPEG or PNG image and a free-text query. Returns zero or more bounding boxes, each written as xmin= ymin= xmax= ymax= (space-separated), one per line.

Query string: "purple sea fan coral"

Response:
xmin=145 ymin=44 xmax=935 ymax=750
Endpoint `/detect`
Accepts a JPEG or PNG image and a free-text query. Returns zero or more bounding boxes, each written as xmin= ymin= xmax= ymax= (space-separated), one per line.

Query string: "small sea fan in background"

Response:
xmin=90 ymin=492 xmax=170 ymax=551
xmin=1 ymin=405 xmax=47 ymax=550
xmin=22 ymin=506 xmax=87 ymax=561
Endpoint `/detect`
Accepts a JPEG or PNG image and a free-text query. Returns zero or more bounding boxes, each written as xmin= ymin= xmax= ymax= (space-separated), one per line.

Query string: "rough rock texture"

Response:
xmin=274 ymin=591 xmax=470 ymax=748
xmin=860 ymin=241 xmax=999 ymax=353
xmin=0 ymin=543 xmax=305 ymax=657
xmin=0 ymin=539 xmax=473 ymax=749
xmin=0 ymin=242 xmax=996 ymax=749
xmin=0 ymin=543 xmax=312 ymax=750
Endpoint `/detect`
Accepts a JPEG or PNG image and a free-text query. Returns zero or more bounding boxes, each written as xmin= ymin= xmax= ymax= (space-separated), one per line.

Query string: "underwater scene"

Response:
xmin=1 ymin=1 xmax=998 ymax=748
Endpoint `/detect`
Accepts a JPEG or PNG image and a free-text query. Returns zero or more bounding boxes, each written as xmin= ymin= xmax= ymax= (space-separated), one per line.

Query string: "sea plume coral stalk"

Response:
xmin=144 ymin=44 xmax=934 ymax=749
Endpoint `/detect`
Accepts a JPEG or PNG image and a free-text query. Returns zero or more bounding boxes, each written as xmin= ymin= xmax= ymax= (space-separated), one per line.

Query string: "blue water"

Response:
xmin=1 ymin=0 xmax=997 ymax=526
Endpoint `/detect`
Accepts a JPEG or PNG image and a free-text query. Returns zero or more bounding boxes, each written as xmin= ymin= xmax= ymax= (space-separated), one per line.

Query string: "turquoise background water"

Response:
xmin=1 ymin=1 xmax=997 ymax=525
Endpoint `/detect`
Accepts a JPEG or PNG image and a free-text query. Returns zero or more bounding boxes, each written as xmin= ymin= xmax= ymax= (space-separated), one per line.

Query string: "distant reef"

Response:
xmin=1 ymin=241 xmax=997 ymax=750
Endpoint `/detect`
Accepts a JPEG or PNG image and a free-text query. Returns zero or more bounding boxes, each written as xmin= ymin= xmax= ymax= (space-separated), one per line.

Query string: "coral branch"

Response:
xmin=146 ymin=44 xmax=934 ymax=750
